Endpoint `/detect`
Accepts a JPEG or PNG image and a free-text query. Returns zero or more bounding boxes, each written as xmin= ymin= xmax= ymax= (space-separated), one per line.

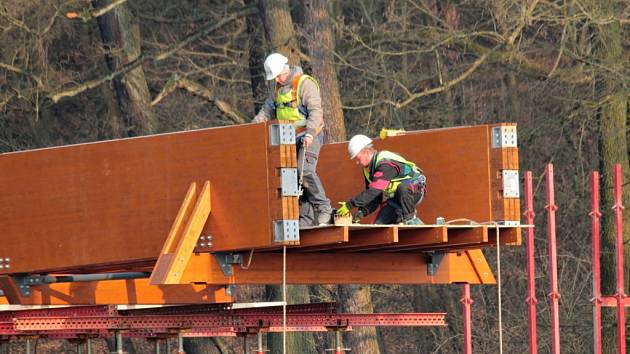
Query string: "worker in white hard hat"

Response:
xmin=253 ymin=53 xmax=333 ymax=226
xmin=337 ymin=134 xmax=426 ymax=225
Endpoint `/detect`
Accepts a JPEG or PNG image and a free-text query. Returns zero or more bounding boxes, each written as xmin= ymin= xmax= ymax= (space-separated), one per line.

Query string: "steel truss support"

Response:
xmin=545 ymin=164 xmax=561 ymax=354
xmin=592 ymin=164 xmax=629 ymax=354
xmin=461 ymin=284 xmax=472 ymax=354
xmin=524 ymin=171 xmax=538 ymax=354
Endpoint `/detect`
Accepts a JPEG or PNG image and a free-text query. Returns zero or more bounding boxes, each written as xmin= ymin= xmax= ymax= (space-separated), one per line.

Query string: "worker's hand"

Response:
xmin=253 ymin=115 xmax=267 ymax=123
xmin=303 ymin=134 xmax=313 ymax=149
xmin=351 ymin=210 xmax=363 ymax=223
xmin=336 ymin=202 xmax=351 ymax=217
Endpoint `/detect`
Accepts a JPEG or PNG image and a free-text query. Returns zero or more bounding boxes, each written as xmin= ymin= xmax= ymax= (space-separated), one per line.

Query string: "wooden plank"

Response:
xmin=4 ymin=279 xmax=232 ymax=305
xmin=344 ymin=227 xmax=448 ymax=252
xmin=150 ymin=181 xmax=211 ymax=285
xmin=298 ymin=226 xmax=349 ymax=247
xmin=179 ymin=252 xmax=496 ymax=285
xmin=387 ymin=227 xmax=488 ymax=252
xmin=295 ymin=227 xmax=397 ymax=252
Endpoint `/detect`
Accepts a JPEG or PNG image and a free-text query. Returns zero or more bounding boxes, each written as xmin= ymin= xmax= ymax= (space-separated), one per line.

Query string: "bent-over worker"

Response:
xmin=336 ymin=134 xmax=426 ymax=225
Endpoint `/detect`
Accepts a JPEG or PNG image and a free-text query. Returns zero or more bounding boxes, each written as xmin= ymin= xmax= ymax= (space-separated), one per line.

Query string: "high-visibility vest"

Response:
xmin=363 ymin=151 xmax=424 ymax=199
xmin=274 ymin=74 xmax=318 ymax=134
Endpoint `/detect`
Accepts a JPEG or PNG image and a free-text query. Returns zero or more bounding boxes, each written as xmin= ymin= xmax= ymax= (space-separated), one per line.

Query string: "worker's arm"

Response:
xmin=253 ymin=90 xmax=275 ymax=123
xmin=346 ymin=163 xmax=399 ymax=212
xmin=299 ymin=78 xmax=324 ymax=137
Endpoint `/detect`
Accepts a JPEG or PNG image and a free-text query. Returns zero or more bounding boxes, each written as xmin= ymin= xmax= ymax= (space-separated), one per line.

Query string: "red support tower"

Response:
xmin=545 ymin=164 xmax=561 ymax=354
xmin=612 ymin=164 xmax=626 ymax=354
xmin=591 ymin=171 xmax=602 ymax=354
xmin=461 ymin=283 xmax=473 ymax=354
xmin=524 ymin=171 xmax=538 ymax=354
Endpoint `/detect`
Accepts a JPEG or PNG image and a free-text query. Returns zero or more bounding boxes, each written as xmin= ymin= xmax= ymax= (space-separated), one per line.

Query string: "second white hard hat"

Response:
xmin=263 ymin=53 xmax=288 ymax=80
xmin=348 ymin=134 xmax=373 ymax=159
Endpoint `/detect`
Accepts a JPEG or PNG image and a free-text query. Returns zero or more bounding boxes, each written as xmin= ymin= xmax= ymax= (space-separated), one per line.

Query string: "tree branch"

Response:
xmin=390 ymin=47 xmax=497 ymax=109
xmin=52 ymin=6 xmax=258 ymax=103
xmin=152 ymin=76 xmax=248 ymax=125
xmin=0 ymin=62 xmax=44 ymax=88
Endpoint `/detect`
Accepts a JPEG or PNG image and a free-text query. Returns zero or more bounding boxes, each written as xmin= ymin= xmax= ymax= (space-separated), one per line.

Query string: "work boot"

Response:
xmin=315 ymin=205 xmax=333 ymax=225
xmin=402 ymin=216 xmax=424 ymax=225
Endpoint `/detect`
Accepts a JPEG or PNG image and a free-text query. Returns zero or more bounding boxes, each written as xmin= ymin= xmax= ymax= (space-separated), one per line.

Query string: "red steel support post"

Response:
xmin=524 ymin=171 xmax=538 ymax=354
xmin=591 ymin=171 xmax=602 ymax=354
xmin=545 ymin=164 xmax=561 ymax=354
xmin=613 ymin=164 xmax=626 ymax=354
xmin=461 ymin=283 xmax=473 ymax=354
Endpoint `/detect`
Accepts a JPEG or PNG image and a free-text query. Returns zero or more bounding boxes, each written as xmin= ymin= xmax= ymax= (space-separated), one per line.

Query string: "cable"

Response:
xmin=283 ymin=244 xmax=287 ymax=354
xmin=240 ymin=249 xmax=255 ymax=270
xmin=495 ymin=223 xmax=504 ymax=354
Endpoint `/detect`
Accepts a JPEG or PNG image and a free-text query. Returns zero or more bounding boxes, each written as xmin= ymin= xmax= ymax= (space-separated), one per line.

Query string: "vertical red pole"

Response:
xmin=461 ymin=283 xmax=473 ymax=354
xmin=591 ymin=171 xmax=602 ymax=354
xmin=545 ymin=164 xmax=561 ymax=354
xmin=524 ymin=171 xmax=538 ymax=354
xmin=613 ymin=164 xmax=626 ymax=354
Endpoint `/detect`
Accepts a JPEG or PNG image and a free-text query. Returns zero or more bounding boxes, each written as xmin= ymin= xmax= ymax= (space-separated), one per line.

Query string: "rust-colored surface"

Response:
xmin=150 ymin=181 xmax=211 ymax=285
xmin=318 ymin=125 xmax=496 ymax=223
xmin=3 ymin=279 xmax=231 ymax=305
xmin=179 ymin=252 xmax=496 ymax=285
xmin=0 ymin=124 xmax=285 ymax=274
xmin=0 ymin=123 xmax=520 ymax=289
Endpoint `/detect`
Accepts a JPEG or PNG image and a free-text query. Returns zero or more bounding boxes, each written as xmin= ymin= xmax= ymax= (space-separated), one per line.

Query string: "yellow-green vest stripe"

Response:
xmin=274 ymin=74 xmax=318 ymax=129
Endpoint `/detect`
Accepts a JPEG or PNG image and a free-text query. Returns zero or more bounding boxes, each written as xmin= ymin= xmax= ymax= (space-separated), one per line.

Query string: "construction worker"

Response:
xmin=253 ymin=53 xmax=333 ymax=226
xmin=336 ymin=134 xmax=426 ymax=225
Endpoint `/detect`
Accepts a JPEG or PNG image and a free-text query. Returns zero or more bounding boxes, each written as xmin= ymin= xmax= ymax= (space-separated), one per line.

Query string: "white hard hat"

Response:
xmin=264 ymin=53 xmax=288 ymax=80
xmin=348 ymin=134 xmax=373 ymax=159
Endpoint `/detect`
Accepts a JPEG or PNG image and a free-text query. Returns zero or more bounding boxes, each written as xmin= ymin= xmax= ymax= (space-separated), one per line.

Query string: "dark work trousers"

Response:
xmin=374 ymin=179 xmax=425 ymax=224
xmin=297 ymin=133 xmax=332 ymax=226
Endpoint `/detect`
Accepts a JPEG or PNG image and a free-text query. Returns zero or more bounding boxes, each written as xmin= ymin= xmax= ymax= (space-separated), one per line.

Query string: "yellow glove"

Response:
xmin=336 ymin=202 xmax=351 ymax=216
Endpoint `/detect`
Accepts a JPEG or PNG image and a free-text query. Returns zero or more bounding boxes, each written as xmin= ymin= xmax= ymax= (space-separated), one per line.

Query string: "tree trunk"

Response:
xmin=245 ymin=0 xmax=268 ymax=115
xmin=301 ymin=0 xmax=346 ymax=143
xmin=595 ymin=0 xmax=629 ymax=352
xmin=338 ymin=285 xmax=381 ymax=354
xmin=92 ymin=0 xmax=157 ymax=136
xmin=183 ymin=338 xmax=231 ymax=354
xmin=259 ymin=0 xmax=300 ymax=62
xmin=265 ymin=285 xmax=317 ymax=354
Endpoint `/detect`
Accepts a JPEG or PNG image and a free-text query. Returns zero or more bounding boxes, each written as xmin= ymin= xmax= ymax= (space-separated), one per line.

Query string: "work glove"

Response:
xmin=336 ymin=201 xmax=351 ymax=217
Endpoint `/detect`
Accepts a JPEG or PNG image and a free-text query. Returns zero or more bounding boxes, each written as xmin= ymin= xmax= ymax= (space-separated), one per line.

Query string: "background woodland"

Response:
xmin=1 ymin=0 xmax=630 ymax=353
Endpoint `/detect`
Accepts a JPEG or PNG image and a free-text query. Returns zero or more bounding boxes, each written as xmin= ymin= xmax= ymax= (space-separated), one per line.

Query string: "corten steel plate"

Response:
xmin=0 ymin=123 xmax=287 ymax=274
xmin=318 ymin=124 xmax=518 ymax=224
xmin=0 ymin=123 xmax=519 ymax=280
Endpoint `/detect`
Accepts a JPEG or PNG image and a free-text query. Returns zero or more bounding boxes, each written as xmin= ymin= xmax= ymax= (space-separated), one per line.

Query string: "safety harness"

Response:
xmin=363 ymin=151 xmax=425 ymax=199
xmin=273 ymin=73 xmax=320 ymax=136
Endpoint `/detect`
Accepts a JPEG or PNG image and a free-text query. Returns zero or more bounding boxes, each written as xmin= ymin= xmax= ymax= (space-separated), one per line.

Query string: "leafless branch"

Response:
xmin=50 ymin=6 xmax=258 ymax=103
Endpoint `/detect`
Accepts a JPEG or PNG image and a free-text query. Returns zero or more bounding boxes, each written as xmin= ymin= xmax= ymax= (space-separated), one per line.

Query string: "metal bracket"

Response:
xmin=502 ymin=170 xmax=520 ymax=198
xmin=427 ymin=253 xmax=445 ymax=276
xmin=280 ymin=168 xmax=299 ymax=196
xmin=13 ymin=275 xmax=45 ymax=297
xmin=214 ymin=253 xmax=243 ymax=276
xmin=273 ymin=220 xmax=300 ymax=243
xmin=269 ymin=124 xmax=296 ymax=146
xmin=0 ymin=257 xmax=10 ymax=270
xmin=491 ymin=126 xmax=518 ymax=148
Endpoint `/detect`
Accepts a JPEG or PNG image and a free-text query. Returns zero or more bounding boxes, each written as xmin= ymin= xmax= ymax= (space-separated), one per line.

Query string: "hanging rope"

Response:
xmin=495 ymin=223 xmax=504 ymax=354
xmin=283 ymin=244 xmax=287 ymax=354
